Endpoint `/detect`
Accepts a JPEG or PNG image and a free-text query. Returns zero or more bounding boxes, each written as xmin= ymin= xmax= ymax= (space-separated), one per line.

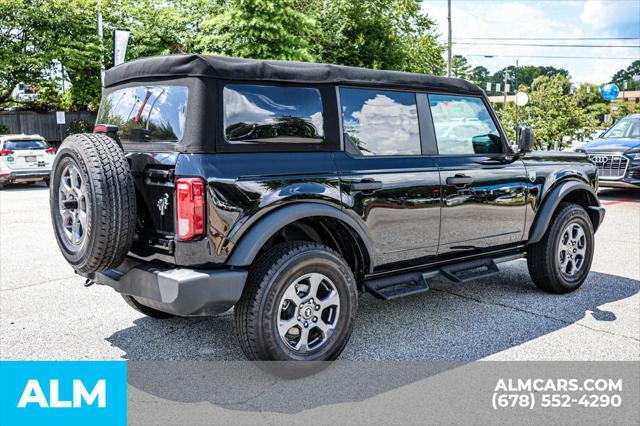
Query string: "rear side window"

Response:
xmin=429 ymin=94 xmax=501 ymax=155
xmin=4 ymin=140 xmax=47 ymax=150
xmin=339 ymin=87 xmax=421 ymax=156
xmin=223 ymin=84 xmax=324 ymax=144
xmin=96 ymin=85 xmax=188 ymax=143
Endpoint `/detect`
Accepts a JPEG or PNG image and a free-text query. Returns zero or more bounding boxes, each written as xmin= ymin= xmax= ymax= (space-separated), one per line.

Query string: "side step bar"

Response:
xmin=363 ymin=272 xmax=429 ymax=300
xmin=440 ymin=258 xmax=499 ymax=283
xmin=363 ymin=253 xmax=524 ymax=300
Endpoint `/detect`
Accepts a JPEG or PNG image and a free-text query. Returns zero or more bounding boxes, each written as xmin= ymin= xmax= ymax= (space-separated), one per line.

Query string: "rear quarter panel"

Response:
xmin=175 ymin=152 xmax=342 ymax=262
xmin=520 ymin=151 xmax=598 ymax=240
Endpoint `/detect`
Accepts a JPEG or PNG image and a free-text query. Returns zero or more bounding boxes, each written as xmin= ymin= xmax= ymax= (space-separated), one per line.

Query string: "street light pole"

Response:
xmin=447 ymin=0 xmax=452 ymax=78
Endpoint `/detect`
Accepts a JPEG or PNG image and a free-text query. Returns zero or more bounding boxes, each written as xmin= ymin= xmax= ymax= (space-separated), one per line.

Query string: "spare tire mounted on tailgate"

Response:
xmin=50 ymin=133 xmax=136 ymax=273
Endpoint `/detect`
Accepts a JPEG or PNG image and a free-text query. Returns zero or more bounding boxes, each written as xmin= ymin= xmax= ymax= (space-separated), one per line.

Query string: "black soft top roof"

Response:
xmin=104 ymin=54 xmax=483 ymax=95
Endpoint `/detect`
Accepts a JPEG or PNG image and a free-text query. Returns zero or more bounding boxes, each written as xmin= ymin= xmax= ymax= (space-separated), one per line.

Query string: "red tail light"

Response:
xmin=46 ymin=148 xmax=56 ymax=155
xmin=176 ymin=177 xmax=205 ymax=240
xmin=94 ymin=124 xmax=108 ymax=133
xmin=0 ymin=149 xmax=13 ymax=156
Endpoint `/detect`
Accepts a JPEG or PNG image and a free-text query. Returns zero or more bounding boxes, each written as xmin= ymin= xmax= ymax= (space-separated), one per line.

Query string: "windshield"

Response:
xmin=602 ymin=118 xmax=640 ymax=139
xmin=4 ymin=140 xmax=48 ymax=150
xmin=96 ymin=85 xmax=188 ymax=143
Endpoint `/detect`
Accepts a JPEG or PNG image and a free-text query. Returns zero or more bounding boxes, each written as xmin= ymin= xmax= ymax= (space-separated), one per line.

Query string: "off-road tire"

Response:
xmin=234 ymin=241 xmax=358 ymax=362
xmin=50 ymin=133 xmax=136 ymax=273
xmin=527 ymin=202 xmax=594 ymax=294
xmin=121 ymin=294 xmax=175 ymax=319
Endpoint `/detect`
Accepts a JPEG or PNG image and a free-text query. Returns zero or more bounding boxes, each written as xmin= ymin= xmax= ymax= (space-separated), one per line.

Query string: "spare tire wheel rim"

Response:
xmin=277 ymin=272 xmax=341 ymax=353
xmin=557 ymin=222 xmax=587 ymax=277
xmin=58 ymin=162 xmax=88 ymax=249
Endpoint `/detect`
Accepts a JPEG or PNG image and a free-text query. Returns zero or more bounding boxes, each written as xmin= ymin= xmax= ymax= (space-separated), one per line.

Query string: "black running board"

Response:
xmin=363 ymin=253 xmax=524 ymax=300
xmin=439 ymin=258 xmax=499 ymax=283
xmin=363 ymin=272 xmax=429 ymax=300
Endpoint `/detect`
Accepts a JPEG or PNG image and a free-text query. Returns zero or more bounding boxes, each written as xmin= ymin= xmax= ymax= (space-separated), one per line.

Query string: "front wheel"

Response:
xmin=527 ymin=202 xmax=595 ymax=294
xmin=234 ymin=242 xmax=358 ymax=362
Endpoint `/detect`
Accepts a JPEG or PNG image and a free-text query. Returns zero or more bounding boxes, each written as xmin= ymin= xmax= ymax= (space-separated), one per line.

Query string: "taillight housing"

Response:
xmin=176 ymin=177 xmax=205 ymax=241
xmin=0 ymin=149 xmax=13 ymax=156
xmin=45 ymin=147 xmax=56 ymax=155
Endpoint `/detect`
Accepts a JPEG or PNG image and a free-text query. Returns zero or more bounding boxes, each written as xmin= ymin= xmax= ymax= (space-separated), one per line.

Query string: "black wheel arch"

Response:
xmin=226 ymin=203 xmax=375 ymax=277
xmin=527 ymin=179 xmax=604 ymax=245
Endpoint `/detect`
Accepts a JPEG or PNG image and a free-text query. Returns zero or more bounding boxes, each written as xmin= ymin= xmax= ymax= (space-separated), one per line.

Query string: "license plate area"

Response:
xmin=25 ymin=156 xmax=36 ymax=163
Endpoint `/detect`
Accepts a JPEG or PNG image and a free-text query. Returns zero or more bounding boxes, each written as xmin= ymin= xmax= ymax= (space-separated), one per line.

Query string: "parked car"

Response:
xmin=0 ymin=134 xmax=55 ymax=188
xmin=48 ymin=55 xmax=605 ymax=363
xmin=576 ymin=114 xmax=640 ymax=189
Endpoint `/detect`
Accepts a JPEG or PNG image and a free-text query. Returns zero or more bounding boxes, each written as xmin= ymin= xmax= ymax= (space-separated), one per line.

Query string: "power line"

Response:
xmin=463 ymin=54 xmax=639 ymax=60
xmin=453 ymin=42 xmax=640 ymax=48
xmin=453 ymin=37 xmax=640 ymax=41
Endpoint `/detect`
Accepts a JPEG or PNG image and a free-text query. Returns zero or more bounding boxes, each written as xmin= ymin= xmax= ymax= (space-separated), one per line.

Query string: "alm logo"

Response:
xmin=1 ymin=361 xmax=126 ymax=426
xmin=17 ymin=379 xmax=106 ymax=408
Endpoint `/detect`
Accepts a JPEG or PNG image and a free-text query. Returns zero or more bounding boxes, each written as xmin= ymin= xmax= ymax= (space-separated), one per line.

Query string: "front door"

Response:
xmin=334 ymin=87 xmax=441 ymax=267
xmin=428 ymin=94 xmax=528 ymax=254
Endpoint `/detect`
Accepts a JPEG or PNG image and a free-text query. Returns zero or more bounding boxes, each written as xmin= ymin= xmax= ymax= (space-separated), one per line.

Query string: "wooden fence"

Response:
xmin=0 ymin=111 xmax=96 ymax=143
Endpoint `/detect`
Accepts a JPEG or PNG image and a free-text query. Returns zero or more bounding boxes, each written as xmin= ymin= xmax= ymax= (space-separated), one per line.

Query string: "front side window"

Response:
xmin=339 ymin=87 xmax=421 ymax=156
xmin=429 ymin=94 xmax=502 ymax=155
xmin=223 ymin=84 xmax=324 ymax=144
xmin=96 ymin=85 xmax=188 ymax=143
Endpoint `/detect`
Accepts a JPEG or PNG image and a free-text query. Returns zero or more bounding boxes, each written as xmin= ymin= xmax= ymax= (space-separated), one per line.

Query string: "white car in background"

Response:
xmin=0 ymin=134 xmax=55 ymax=188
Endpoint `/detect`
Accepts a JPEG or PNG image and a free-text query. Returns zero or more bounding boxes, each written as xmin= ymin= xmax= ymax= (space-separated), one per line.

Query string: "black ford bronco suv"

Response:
xmin=50 ymin=55 xmax=605 ymax=362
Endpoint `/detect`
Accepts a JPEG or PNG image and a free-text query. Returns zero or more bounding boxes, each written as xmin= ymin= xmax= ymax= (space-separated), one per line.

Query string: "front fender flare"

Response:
xmin=226 ymin=203 xmax=375 ymax=272
xmin=527 ymin=180 xmax=602 ymax=245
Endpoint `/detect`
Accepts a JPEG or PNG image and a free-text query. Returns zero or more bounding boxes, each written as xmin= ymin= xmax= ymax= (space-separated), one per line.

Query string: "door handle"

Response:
xmin=446 ymin=175 xmax=473 ymax=187
xmin=349 ymin=180 xmax=383 ymax=192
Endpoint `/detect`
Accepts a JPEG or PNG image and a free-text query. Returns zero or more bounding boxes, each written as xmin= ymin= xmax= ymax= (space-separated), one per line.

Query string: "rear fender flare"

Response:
xmin=527 ymin=179 xmax=602 ymax=245
xmin=226 ymin=203 xmax=375 ymax=272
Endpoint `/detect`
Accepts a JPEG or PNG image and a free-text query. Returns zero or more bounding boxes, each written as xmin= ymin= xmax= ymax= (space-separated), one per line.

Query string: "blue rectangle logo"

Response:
xmin=0 ymin=361 xmax=127 ymax=426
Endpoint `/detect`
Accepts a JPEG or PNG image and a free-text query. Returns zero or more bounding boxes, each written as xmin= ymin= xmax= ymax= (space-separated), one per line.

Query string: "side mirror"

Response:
xmin=518 ymin=127 xmax=535 ymax=153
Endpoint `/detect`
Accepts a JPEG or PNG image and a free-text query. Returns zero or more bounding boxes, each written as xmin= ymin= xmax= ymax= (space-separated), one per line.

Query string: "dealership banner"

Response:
xmin=113 ymin=29 xmax=130 ymax=67
xmin=0 ymin=361 xmax=638 ymax=425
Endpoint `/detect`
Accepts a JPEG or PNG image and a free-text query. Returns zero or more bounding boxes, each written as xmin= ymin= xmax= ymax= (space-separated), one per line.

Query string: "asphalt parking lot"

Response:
xmin=1 ymin=184 xmax=638 ymax=362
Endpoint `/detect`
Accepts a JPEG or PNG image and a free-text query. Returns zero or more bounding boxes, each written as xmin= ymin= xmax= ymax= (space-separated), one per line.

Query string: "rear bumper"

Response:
xmin=0 ymin=169 xmax=50 ymax=183
xmin=81 ymin=258 xmax=247 ymax=316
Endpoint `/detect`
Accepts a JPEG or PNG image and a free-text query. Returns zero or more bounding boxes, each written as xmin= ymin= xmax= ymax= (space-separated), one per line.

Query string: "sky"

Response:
xmin=422 ymin=0 xmax=640 ymax=84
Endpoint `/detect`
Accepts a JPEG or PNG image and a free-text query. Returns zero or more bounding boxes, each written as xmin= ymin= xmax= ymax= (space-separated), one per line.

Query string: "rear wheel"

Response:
xmin=527 ymin=202 xmax=594 ymax=294
xmin=50 ymin=133 xmax=136 ymax=273
xmin=234 ymin=242 xmax=358 ymax=362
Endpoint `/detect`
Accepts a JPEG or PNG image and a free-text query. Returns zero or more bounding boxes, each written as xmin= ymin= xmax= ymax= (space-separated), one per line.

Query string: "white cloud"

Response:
xmin=422 ymin=0 xmax=640 ymax=84
xmin=581 ymin=0 xmax=640 ymax=36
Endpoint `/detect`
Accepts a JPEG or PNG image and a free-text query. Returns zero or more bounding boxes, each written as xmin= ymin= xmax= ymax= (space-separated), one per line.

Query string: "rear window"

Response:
xmin=96 ymin=85 xmax=188 ymax=143
xmin=223 ymin=84 xmax=324 ymax=144
xmin=4 ymin=140 xmax=47 ymax=150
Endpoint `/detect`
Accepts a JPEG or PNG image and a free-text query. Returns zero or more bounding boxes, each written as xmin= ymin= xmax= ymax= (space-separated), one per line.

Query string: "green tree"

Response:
xmin=319 ymin=0 xmax=444 ymax=74
xmin=497 ymin=75 xmax=597 ymax=150
xmin=611 ymin=60 xmax=640 ymax=90
xmin=469 ymin=65 xmax=490 ymax=83
xmin=200 ymin=0 xmax=317 ymax=61
xmin=492 ymin=65 xmax=570 ymax=89
xmin=0 ymin=0 xmax=62 ymax=104
xmin=450 ymin=55 xmax=471 ymax=79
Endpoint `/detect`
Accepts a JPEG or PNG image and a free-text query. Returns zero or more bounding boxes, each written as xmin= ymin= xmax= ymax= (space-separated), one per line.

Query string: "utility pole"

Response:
xmin=503 ymin=70 xmax=509 ymax=106
xmin=447 ymin=0 xmax=452 ymax=78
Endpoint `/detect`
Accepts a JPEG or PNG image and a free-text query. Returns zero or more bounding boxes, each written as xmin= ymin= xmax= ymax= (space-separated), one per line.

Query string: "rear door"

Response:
xmin=428 ymin=94 xmax=528 ymax=253
xmin=334 ymin=87 xmax=441 ymax=268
